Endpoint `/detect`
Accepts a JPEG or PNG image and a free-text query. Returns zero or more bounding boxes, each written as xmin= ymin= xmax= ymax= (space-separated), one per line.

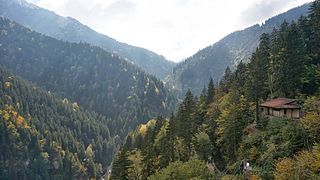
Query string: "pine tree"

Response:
xmin=308 ymin=0 xmax=320 ymax=60
xmin=302 ymin=1 xmax=320 ymax=94
xmin=199 ymin=87 xmax=208 ymax=123
xmin=285 ymin=22 xmax=305 ymax=96
xmin=141 ymin=145 xmax=156 ymax=179
xmin=178 ymin=90 xmax=197 ymax=160
xmin=220 ymin=66 xmax=232 ymax=93
xmin=247 ymin=33 xmax=270 ymax=126
xmin=220 ymin=93 xmax=252 ymax=162
xmin=166 ymin=113 xmax=176 ymax=162
xmin=206 ymin=78 xmax=215 ymax=104
xmin=273 ymin=21 xmax=290 ymax=96
xmin=110 ymin=148 xmax=132 ymax=180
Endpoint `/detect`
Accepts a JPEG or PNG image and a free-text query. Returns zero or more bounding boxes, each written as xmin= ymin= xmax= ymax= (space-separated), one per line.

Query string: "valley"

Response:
xmin=0 ymin=0 xmax=320 ymax=179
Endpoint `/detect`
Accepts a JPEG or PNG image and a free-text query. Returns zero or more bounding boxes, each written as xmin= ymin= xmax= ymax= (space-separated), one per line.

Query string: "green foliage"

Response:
xmin=148 ymin=159 xmax=213 ymax=180
xmin=193 ymin=131 xmax=213 ymax=160
xmin=206 ymin=78 xmax=215 ymax=104
xmin=110 ymin=148 xmax=133 ymax=180
xmin=127 ymin=150 xmax=143 ymax=180
xmin=0 ymin=68 xmax=110 ymax=179
xmin=301 ymin=96 xmax=320 ymax=143
xmin=0 ymin=0 xmax=175 ymax=79
xmin=238 ymin=117 xmax=309 ymax=179
xmin=113 ymin=3 xmax=320 ymax=179
xmin=0 ymin=16 xmax=177 ymax=177
xmin=216 ymin=93 xmax=253 ymax=163
xmin=0 ymin=17 xmax=176 ymax=140
xmin=1 ymin=1 xmax=320 ymax=180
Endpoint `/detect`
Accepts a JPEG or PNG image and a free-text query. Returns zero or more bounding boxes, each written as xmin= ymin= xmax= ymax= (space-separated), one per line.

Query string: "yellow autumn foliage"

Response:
xmin=7 ymin=121 xmax=19 ymax=138
xmin=274 ymin=144 xmax=320 ymax=179
xmin=274 ymin=157 xmax=295 ymax=179
xmin=41 ymin=152 xmax=49 ymax=160
xmin=216 ymin=108 xmax=230 ymax=144
xmin=11 ymin=110 xmax=17 ymax=117
xmin=311 ymin=144 xmax=320 ymax=172
xmin=301 ymin=112 xmax=320 ymax=138
xmin=4 ymin=81 xmax=12 ymax=88
xmin=248 ymin=146 xmax=258 ymax=160
xmin=39 ymin=139 xmax=47 ymax=148
xmin=138 ymin=119 xmax=156 ymax=137
xmin=139 ymin=124 xmax=147 ymax=136
xmin=16 ymin=115 xmax=24 ymax=127
xmin=2 ymin=111 xmax=10 ymax=121
xmin=249 ymin=174 xmax=262 ymax=180
xmin=1 ymin=105 xmax=31 ymax=129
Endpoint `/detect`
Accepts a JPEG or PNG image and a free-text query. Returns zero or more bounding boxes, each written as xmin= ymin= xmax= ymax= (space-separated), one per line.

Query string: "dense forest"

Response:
xmin=0 ymin=68 xmax=116 ymax=179
xmin=111 ymin=1 xmax=320 ymax=179
xmin=0 ymin=16 xmax=177 ymax=179
xmin=0 ymin=0 xmax=175 ymax=79
xmin=0 ymin=16 xmax=176 ymax=139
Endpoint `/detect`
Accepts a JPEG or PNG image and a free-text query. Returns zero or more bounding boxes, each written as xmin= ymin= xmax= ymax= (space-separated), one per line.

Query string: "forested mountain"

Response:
xmin=0 ymin=67 xmax=116 ymax=179
xmin=0 ymin=0 xmax=175 ymax=79
xmin=165 ymin=3 xmax=310 ymax=96
xmin=112 ymin=1 xmax=320 ymax=179
xmin=0 ymin=17 xmax=176 ymax=139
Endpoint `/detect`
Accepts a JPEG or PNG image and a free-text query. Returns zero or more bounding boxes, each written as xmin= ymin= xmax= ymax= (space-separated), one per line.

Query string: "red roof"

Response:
xmin=260 ymin=98 xmax=300 ymax=109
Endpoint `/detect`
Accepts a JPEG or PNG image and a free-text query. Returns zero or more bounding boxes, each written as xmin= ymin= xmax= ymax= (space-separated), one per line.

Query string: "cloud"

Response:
xmin=241 ymin=0 xmax=291 ymax=25
xmin=102 ymin=0 xmax=137 ymax=21
xmin=26 ymin=0 xmax=312 ymax=62
xmin=239 ymin=0 xmax=313 ymax=27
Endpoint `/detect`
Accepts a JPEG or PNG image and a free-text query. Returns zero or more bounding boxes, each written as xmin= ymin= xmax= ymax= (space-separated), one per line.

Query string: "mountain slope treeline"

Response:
xmin=0 ymin=67 xmax=116 ymax=179
xmin=0 ymin=0 xmax=175 ymax=79
xmin=165 ymin=3 xmax=310 ymax=96
xmin=0 ymin=17 xmax=176 ymax=138
xmin=111 ymin=1 xmax=320 ymax=179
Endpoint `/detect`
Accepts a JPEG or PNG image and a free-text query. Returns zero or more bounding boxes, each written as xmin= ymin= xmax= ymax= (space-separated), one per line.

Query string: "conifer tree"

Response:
xmin=110 ymin=148 xmax=132 ymax=180
xmin=308 ymin=0 xmax=320 ymax=60
xmin=166 ymin=113 xmax=176 ymax=162
xmin=247 ymin=33 xmax=270 ymax=126
xmin=220 ymin=66 xmax=232 ymax=93
xmin=199 ymin=87 xmax=208 ymax=123
xmin=206 ymin=78 xmax=215 ymax=104
xmin=141 ymin=145 xmax=156 ymax=179
xmin=178 ymin=90 xmax=197 ymax=159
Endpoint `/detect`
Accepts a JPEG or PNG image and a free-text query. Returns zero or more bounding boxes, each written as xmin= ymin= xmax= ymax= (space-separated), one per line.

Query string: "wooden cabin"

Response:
xmin=260 ymin=98 xmax=301 ymax=119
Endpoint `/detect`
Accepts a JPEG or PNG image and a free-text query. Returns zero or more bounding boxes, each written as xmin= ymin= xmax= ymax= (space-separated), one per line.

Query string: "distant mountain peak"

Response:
xmin=165 ymin=3 xmax=311 ymax=97
xmin=6 ymin=0 xmax=38 ymax=9
xmin=0 ymin=0 xmax=174 ymax=79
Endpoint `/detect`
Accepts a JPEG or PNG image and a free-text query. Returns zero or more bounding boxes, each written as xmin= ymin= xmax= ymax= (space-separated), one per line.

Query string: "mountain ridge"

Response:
xmin=165 ymin=3 xmax=311 ymax=96
xmin=0 ymin=0 xmax=175 ymax=79
xmin=0 ymin=16 xmax=176 ymax=138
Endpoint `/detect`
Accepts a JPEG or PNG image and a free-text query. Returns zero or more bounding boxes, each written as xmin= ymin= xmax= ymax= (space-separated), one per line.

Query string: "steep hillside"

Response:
xmin=0 ymin=17 xmax=176 ymax=138
xmin=112 ymin=1 xmax=320 ymax=178
xmin=165 ymin=3 xmax=310 ymax=96
xmin=0 ymin=0 xmax=174 ymax=79
xmin=0 ymin=67 xmax=116 ymax=179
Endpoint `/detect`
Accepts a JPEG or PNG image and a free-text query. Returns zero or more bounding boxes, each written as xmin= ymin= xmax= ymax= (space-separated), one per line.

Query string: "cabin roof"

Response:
xmin=260 ymin=98 xmax=300 ymax=109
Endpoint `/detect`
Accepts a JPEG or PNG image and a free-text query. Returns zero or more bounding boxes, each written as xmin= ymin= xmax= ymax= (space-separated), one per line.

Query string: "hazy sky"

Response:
xmin=26 ymin=0 xmax=312 ymax=62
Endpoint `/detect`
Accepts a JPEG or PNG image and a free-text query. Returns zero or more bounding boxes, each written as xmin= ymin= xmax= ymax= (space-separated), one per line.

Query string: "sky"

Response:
xmin=26 ymin=0 xmax=313 ymax=62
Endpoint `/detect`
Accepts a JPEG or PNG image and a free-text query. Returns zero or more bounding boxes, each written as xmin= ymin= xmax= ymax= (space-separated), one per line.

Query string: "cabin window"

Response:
xmin=284 ymin=109 xmax=286 ymax=115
